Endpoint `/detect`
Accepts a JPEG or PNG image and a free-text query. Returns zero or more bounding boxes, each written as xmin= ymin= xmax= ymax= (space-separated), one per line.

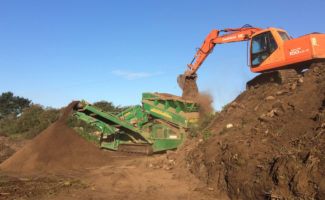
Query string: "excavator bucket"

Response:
xmin=177 ymin=71 xmax=196 ymax=90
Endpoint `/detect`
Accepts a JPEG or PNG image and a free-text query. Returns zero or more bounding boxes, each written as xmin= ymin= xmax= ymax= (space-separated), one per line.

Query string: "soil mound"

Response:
xmin=0 ymin=101 xmax=109 ymax=173
xmin=170 ymin=63 xmax=325 ymax=199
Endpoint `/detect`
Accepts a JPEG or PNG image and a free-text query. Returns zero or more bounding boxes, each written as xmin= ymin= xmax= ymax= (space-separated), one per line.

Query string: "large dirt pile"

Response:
xmin=170 ymin=63 xmax=325 ymax=199
xmin=0 ymin=101 xmax=109 ymax=173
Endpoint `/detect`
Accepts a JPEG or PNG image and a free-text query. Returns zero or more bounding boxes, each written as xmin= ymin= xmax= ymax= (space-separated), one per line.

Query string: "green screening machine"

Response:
xmin=73 ymin=92 xmax=199 ymax=154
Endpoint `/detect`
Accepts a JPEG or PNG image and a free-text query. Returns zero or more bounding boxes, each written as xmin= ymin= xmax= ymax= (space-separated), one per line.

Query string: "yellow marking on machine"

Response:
xmin=121 ymin=112 xmax=131 ymax=119
xmin=150 ymin=108 xmax=172 ymax=119
xmin=189 ymin=118 xmax=199 ymax=123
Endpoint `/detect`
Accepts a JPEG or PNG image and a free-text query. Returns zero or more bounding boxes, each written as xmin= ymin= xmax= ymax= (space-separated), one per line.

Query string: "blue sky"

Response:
xmin=1 ymin=0 xmax=325 ymax=110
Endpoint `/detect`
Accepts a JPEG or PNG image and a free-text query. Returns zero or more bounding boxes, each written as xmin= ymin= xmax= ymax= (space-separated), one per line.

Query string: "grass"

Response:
xmin=75 ymin=129 xmax=100 ymax=146
xmin=66 ymin=115 xmax=101 ymax=146
xmin=202 ymin=129 xmax=212 ymax=140
xmin=275 ymin=128 xmax=283 ymax=134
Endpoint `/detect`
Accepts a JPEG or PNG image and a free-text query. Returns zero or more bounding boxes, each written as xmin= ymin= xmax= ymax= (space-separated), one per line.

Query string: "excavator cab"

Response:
xmin=250 ymin=31 xmax=279 ymax=67
xmin=249 ymin=28 xmax=292 ymax=72
xmin=247 ymin=28 xmax=325 ymax=88
xmin=248 ymin=28 xmax=325 ymax=74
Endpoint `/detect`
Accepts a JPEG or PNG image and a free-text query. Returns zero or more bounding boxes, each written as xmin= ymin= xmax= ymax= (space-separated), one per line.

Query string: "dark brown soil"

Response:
xmin=0 ymin=175 xmax=86 ymax=200
xmin=0 ymin=101 xmax=109 ymax=173
xmin=164 ymin=62 xmax=325 ymax=199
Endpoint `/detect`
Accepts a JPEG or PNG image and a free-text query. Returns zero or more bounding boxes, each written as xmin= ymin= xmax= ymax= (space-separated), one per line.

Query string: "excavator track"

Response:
xmin=246 ymin=68 xmax=299 ymax=89
xmin=310 ymin=61 xmax=325 ymax=70
xmin=117 ymin=144 xmax=154 ymax=155
xmin=246 ymin=60 xmax=325 ymax=89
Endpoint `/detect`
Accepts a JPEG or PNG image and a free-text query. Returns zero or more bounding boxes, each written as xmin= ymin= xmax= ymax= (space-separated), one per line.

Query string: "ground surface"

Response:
xmin=1 ymin=63 xmax=324 ymax=199
xmin=0 ymin=147 xmax=216 ymax=200
xmin=49 ymin=152 xmax=217 ymax=200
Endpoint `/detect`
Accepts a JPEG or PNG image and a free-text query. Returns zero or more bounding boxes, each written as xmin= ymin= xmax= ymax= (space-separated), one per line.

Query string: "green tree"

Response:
xmin=93 ymin=101 xmax=127 ymax=113
xmin=0 ymin=104 xmax=61 ymax=138
xmin=16 ymin=105 xmax=61 ymax=138
xmin=0 ymin=92 xmax=31 ymax=119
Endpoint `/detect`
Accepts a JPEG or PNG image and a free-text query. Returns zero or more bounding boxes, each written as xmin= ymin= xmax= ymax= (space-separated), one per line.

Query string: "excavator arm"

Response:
xmin=187 ymin=25 xmax=262 ymax=74
xmin=177 ymin=25 xmax=262 ymax=97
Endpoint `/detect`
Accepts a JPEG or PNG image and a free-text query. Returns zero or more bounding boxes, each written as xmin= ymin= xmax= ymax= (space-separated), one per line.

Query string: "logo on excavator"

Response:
xmin=222 ymin=36 xmax=236 ymax=41
xmin=222 ymin=34 xmax=244 ymax=41
xmin=289 ymin=48 xmax=309 ymax=56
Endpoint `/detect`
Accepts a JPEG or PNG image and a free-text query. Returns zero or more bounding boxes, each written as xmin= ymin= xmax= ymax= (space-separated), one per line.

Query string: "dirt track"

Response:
xmin=0 ymin=150 xmax=217 ymax=200
xmin=43 ymin=152 xmax=217 ymax=200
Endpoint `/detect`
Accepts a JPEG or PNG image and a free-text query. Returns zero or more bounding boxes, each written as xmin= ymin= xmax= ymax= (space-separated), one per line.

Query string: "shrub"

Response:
xmin=188 ymin=113 xmax=215 ymax=139
xmin=0 ymin=105 xmax=60 ymax=139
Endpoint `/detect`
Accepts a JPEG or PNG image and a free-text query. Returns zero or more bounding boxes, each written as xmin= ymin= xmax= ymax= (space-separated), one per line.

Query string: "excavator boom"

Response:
xmin=178 ymin=25 xmax=262 ymax=99
xmin=187 ymin=26 xmax=262 ymax=74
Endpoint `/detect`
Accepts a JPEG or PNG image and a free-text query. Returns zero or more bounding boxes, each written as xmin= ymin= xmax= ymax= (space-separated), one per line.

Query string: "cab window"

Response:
xmin=251 ymin=32 xmax=278 ymax=67
xmin=251 ymin=34 xmax=268 ymax=54
xmin=278 ymin=31 xmax=290 ymax=41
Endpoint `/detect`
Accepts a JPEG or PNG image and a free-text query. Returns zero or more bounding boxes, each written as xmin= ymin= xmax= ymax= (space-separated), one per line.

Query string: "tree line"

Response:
xmin=0 ymin=91 xmax=128 ymax=139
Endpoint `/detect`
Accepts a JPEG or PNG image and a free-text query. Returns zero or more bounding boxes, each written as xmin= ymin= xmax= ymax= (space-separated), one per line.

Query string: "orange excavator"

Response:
xmin=178 ymin=24 xmax=325 ymax=97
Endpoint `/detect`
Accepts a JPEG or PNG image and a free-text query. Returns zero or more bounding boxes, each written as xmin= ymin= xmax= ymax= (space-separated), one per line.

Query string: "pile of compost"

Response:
xmin=0 ymin=101 xmax=109 ymax=173
xmin=169 ymin=63 xmax=325 ymax=199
